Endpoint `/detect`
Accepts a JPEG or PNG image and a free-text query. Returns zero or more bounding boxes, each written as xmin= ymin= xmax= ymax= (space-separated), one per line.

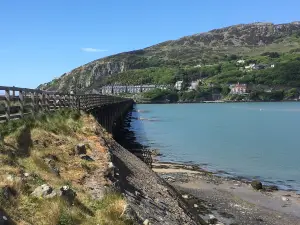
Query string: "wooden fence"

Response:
xmin=0 ymin=86 xmax=130 ymax=123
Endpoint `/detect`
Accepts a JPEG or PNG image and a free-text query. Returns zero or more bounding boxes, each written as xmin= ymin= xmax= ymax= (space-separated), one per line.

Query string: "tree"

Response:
xmin=285 ymin=88 xmax=299 ymax=99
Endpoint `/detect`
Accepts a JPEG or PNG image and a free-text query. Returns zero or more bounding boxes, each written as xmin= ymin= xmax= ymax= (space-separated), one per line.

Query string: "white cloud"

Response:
xmin=81 ymin=48 xmax=108 ymax=52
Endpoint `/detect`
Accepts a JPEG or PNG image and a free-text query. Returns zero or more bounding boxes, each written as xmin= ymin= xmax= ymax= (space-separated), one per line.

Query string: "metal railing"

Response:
xmin=0 ymin=86 xmax=131 ymax=123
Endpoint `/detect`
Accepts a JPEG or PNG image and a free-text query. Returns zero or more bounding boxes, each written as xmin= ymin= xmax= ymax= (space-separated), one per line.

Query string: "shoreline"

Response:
xmin=152 ymin=161 xmax=300 ymax=225
xmin=135 ymin=99 xmax=300 ymax=104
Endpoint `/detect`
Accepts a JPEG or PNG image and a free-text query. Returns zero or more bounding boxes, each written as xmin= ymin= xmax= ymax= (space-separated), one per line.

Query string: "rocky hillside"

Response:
xmin=39 ymin=22 xmax=300 ymax=93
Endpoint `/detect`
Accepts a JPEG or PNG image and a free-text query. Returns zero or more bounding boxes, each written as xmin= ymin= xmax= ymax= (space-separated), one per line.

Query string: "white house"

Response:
xmin=189 ymin=80 xmax=200 ymax=90
xmin=245 ymin=64 xmax=256 ymax=70
xmin=174 ymin=81 xmax=184 ymax=90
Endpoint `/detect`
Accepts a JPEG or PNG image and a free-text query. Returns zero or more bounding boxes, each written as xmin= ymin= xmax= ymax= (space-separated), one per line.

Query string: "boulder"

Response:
xmin=74 ymin=143 xmax=86 ymax=155
xmin=31 ymin=184 xmax=56 ymax=198
xmin=59 ymin=186 xmax=77 ymax=204
xmin=251 ymin=180 xmax=263 ymax=190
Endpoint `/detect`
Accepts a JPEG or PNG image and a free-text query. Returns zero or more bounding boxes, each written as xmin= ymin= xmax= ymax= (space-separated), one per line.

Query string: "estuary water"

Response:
xmin=129 ymin=102 xmax=300 ymax=191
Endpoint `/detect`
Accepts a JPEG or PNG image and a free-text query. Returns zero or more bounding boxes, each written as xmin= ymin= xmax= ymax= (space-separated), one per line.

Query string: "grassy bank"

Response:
xmin=0 ymin=110 xmax=133 ymax=225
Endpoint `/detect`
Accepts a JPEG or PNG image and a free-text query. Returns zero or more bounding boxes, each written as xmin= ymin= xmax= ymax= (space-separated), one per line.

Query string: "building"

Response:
xmin=230 ymin=83 xmax=248 ymax=94
xmin=245 ymin=64 xmax=256 ymax=70
xmin=188 ymin=80 xmax=200 ymax=90
xmin=101 ymin=85 xmax=169 ymax=95
xmin=174 ymin=81 xmax=184 ymax=90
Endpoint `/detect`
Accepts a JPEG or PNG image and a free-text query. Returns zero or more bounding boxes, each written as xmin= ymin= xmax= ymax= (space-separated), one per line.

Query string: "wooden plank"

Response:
xmin=5 ymin=89 xmax=10 ymax=121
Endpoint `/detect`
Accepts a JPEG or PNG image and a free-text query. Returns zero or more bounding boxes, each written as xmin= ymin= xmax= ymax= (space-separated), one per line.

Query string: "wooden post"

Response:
xmin=39 ymin=93 xmax=43 ymax=112
xmin=5 ymin=89 xmax=10 ymax=121
xmin=31 ymin=91 xmax=35 ymax=116
xmin=45 ymin=93 xmax=49 ymax=112
xmin=53 ymin=94 xmax=57 ymax=111
xmin=19 ymin=91 xmax=24 ymax=118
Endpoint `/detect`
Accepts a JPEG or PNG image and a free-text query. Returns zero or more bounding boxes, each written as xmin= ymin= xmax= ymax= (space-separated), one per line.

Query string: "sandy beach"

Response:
xmin=153 ymin=162 xmax=300 ymax=225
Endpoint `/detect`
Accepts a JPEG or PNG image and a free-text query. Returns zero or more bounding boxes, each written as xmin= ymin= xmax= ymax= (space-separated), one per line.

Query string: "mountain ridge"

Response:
xmin=39 ymin=21 xmax=300 ymax=93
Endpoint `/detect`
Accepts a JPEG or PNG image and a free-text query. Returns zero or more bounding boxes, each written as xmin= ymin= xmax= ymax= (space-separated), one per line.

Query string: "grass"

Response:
xmin=0 ymin=109 xmax=132 ymax=225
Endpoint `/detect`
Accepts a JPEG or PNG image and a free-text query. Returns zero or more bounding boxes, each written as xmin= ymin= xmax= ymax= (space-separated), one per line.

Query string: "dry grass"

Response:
xmin=0 ymin=110 xmax=132 ymax=225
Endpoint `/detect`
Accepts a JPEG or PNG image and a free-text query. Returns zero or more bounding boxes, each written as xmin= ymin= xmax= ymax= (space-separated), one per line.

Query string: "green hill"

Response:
xmin=39 ymin=22 xmax=300 ymax=94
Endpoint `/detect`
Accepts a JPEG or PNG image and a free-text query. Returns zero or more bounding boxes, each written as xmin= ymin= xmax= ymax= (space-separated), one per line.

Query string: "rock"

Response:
xmin=74 ymin=143 xmax=86 ymax=155
xmin=208 ymin=214 xmax=218 ymax=224
xmin=143 ymin=219 xmax=150 ymax=225
xmin=31 ymin=184 xmax=56 ymax=198
xmin=59 ymin=186 xmax=77 ymax=204
xmin=194 ymin=204 xmax=198 ymax=208
xmin=182 ymin=194 xmax=189 ymax=199
xmin=104 ymin=162 xmax=115 ymax=177
xmin=24 ymin=172 xmax=30 ymax=177
xmin=251 ymin=180 xmax=263 ymax=190
xmin=281 ymin=196 xmax=289 ymax=201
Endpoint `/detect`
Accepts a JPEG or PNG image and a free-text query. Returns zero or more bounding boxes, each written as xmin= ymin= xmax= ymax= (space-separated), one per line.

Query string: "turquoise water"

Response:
xmin=130 ymin=102 xmax=300 ymax=191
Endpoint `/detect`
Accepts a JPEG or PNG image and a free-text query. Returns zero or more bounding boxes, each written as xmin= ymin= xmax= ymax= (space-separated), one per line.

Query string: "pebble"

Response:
xmin=281 ymin=196 xmax=289 ymax=201
xmin=182 ymin=194 xmax=189 ymax=199
xmin=24 ymin=173 xmax=30 ymax=177
xmin=194 ymin=204 xmax=198 ymax=208
xmin=208 ymin=214 xmax=216 ymax=219
xmin=3 ymin=216 xmax=7 ymax=221
xmin=143 ymin=219 xmax=150 ymax=225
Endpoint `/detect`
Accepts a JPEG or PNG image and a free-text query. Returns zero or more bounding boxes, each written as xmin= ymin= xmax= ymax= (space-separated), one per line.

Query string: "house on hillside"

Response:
xmin=245 ymin=64 xmax=256 ymax=70
xmin=189 ymin=80 xmax=200 ymax=90
xmin=174 ymin=81 xmax=184 ymax=90
xmin=230 ymin=83 xmax=248 ymax=94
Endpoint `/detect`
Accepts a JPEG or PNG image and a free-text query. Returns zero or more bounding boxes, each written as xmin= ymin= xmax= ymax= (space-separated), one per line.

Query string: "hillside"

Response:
xmin=39 ymin=22 xmax=300 ymax=93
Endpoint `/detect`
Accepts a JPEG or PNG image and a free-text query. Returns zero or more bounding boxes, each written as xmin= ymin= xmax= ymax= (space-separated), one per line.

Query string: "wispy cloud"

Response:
xmin=81 ymin=48 xmax=108 ymax=53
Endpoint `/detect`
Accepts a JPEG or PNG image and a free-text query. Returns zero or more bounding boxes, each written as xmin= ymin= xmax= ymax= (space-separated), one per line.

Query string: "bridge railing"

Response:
xmin=0 ymin=86 xmax=131 ymax=123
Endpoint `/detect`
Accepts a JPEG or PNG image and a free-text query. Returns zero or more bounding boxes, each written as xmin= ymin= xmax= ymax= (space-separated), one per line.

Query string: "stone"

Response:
xmin=182 ymin=194 xmax=189 ymax=199
xmin=74 ymin=143 xmax=86 ymax=155
xmin=104 ymin=162 xmax=115 ymax=177
xmin=251 ymin=180 xmax=263 ymax=190
xmin=31 ymin=184 xmax=56 ymax=198
xmin=208 ymin=214 xmax=218 ymax=224
xmin=281 ymin=196 xmax=289 ymax=201
xmin=59 ymin=185 xmax=77 ymax=204
xmin=24 ymin=172 xmax=30 ymax=177
xmin=143 ymin=219 xmax=150 ymax=225
xmin=194 ymin=204 xmax=198 ymax=208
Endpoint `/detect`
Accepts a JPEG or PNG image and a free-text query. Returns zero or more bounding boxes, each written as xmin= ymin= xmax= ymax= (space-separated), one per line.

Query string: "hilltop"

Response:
xmin=39 ymin=21 xmax=300 ymax=94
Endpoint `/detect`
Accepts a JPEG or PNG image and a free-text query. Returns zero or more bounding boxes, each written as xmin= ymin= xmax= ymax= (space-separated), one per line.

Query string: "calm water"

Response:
xmin=129 ymin=102 xmax=300 ymax=191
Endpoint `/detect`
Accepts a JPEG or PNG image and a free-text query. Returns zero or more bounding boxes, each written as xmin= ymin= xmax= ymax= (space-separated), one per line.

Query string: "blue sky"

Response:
xmin=0 ymin=0 xmax=299 ymax=88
